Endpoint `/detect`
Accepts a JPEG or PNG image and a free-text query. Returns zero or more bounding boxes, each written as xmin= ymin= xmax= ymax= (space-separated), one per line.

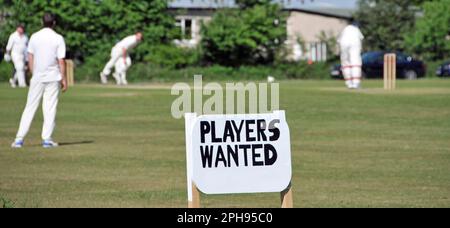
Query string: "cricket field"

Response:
xmin=1 ymin=79 xmax=449 ymax=208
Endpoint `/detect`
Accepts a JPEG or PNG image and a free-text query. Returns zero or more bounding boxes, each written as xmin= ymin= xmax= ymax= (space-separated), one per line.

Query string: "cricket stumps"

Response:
xmin=384 ymin=53 xmax=396 ymax=90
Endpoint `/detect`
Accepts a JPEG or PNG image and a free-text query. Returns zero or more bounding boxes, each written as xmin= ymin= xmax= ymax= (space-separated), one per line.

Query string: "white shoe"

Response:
xmin=113 ymin=73 xmax=121 ymax=85
xmin=100 ymin=72 xmax=108 ymax=84
xmin=345 ymin=81 xmax=353 ymax=89
xmin=42 ymin=140 xmax=59 ymax=148
xmin=9 ymin=78 xmax=16 ymax=88
xmin=11 ymin=139 xmax=24 ymax=148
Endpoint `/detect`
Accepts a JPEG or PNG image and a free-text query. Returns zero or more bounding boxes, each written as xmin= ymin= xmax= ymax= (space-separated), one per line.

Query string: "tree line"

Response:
xmin=0 ymin=0 xmax=448 ymax=68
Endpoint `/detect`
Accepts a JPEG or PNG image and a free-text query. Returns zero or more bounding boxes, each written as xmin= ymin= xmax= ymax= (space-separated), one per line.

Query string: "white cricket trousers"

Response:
xmin=113 ymin=56 xmax=131 ymax=85
xmin=340 ymin=44 xmax=362 ymax=88
xmin=11 ymin=53 xmax=27 ymax=87
xmin=102 ymin=47 xmax=123 ymax=76
xmin=16 ymin=80 xmax=60 ymax=141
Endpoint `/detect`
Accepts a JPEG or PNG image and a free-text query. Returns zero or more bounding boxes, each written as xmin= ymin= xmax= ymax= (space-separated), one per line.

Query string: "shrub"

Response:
xmin=404 ymin=0 xmax=450 ymax=61
xmin=80 ymin=61 xmax=331 ymax=83
xmin=0 ymin=62 xmax=14 ymax=82
xmin=425 ymin=61 xmax=443 ymax=78
xmin=201 ymin=3 xmax=287 ymax=66
xmin=75 ymin=50 xmax=110 ymax=83
xmin=144 ymin=45 xmax=201 ymax=69
xmin=5 ymin=59 xmax=332 ymax=84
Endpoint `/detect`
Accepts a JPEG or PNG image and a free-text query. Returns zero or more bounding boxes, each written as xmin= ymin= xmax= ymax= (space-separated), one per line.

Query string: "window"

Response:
xmin=175 ymin=18 xmax=193 ymax=40
xmin=306 ymin=42 xmax=327 ymax=62
xmin=185 ymin=19 xmax=192 ymax=40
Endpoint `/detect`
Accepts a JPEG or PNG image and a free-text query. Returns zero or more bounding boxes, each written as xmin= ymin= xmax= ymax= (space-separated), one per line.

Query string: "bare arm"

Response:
xmin=59 ymin=59 xmax=68 ymax=92
xmin=123 ymin=48 xmax=127 ymax=64
xmin=28 ymin=53 xmax=34 ymax=73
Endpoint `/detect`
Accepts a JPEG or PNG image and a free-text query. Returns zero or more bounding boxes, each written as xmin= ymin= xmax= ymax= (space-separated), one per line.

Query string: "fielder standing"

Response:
xmin=4 ymin=24 xmax=28 ymax=88
xmin=11 ymin=13 xmax=68 ymax=149
xmin=100 ymin=32 xmax=143 ymax=84
xmin=338 ymin=20 xmax=364 ymax=89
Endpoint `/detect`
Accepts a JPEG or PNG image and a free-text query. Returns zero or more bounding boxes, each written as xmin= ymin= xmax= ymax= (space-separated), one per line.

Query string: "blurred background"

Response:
xmin=0 ymin=0 xmax=449 ymax=82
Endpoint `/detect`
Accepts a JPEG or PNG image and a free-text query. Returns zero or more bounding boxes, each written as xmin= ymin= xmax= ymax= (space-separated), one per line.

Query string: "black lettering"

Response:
xmin=252 ymin=144 xmax=264 ymax=166
xmin=215 ymin=146 xmax=227 ymax=167
xmin=227 ymin=145 xmax=239 ymax=167
xmin=264 ymin=144 xmax=278 ymax=166
xmin=246 ymin=120 xmax=256 ymax=142
xmin=211 ymin=121 xmax=222 ymax=143
xmin=200 ymin=146 xmax=214 ymax=168
xmin=231 ymin=120 xmax=244 ymax=142
xmin=257 ymin=119 xmax=267 ymax=141
xmin=200 ymin=121 xmax=210 ymax=143
xmin=268 ymin=119 xmax=280 ymax=141
xmin=239 ymin=144 xmax=251 ymax=167
xmin=223 ymin=121 xmax=234 ymax=143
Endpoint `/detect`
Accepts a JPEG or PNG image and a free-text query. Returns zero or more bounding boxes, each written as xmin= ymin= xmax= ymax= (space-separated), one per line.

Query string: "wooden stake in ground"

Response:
xmin=188 ymin=182 xmax=201 ymax=208
xmin=384 ymin=54 xmax=396 ymax=90
xmin=281 ymin=183 xmax=293 ymax=208
xmin=65 ymin=59 xmax=75 ymax=86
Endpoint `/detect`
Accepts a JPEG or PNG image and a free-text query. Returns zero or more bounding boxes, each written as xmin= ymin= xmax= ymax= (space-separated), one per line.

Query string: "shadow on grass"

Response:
xmin=59 ymin=140 xmax=94 ymax=146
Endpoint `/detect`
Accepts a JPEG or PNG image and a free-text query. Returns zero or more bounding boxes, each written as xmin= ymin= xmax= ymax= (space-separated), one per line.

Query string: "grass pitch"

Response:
xmin=0 ymin=79 xmax=449 ymax=208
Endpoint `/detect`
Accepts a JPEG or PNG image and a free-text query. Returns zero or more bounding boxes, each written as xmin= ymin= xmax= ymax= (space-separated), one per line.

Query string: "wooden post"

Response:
xmin=188 ymin=182 xmax=201 ymax=208
xmin=185 ymin=113 xmax=199 ymax=208
xmin=384 ymin=54 xmax=396 ymax=90
xmin=281 ymin=183 xmax=293 ymax=208
xmin=383 ymin=54 xmax=388 ymax=90
xmin=65 ymin=59 xmax=75 ymax=86
xmin=391 ymin=54 xmax=396 ymax=89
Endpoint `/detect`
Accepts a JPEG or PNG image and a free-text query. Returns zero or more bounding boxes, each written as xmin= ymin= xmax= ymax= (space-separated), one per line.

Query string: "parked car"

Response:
xmin=331 ymin=51 xmax=426 ymax=80
xmin=436 ymin=61 xmax=450 ymax=77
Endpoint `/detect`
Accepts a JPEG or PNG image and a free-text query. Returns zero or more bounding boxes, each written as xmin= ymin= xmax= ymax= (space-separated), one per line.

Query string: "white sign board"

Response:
xmin=185 ymin=111 xmax=292 ymax=195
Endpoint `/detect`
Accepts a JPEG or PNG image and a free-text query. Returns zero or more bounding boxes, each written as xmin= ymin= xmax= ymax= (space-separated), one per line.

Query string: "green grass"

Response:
xmin=0 ymin=195 xmax=16 ymax=208
xmin=1 ymin=79 xmax=450 ymax=208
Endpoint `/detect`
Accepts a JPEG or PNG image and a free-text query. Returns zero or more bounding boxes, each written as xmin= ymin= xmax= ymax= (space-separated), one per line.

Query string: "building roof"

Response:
xmin=168 ymin=0 xmax=355 ymax=18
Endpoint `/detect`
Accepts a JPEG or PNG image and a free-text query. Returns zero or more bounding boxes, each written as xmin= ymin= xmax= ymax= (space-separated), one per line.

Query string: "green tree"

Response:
xmin=201 ymin=2 xmax=287 ymax=66
xmin=0 ymin=0 xmax=175 ymax=62
xmin=404 ymin=0 xmax=450 ymax=61
xmin=354 ymin=0 xmax=423 ymax=51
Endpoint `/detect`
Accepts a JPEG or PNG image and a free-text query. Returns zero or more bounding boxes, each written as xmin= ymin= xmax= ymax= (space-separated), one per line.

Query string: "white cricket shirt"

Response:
xmin=114 ymin=35 xmax=139 ymax=50
xmin=338 ymin=25 xmax=364 ymax=47
xmin=6 ymin=31 xmax=28 ymax=56
xmin=27 ymin=28 xmax=66 ymax=83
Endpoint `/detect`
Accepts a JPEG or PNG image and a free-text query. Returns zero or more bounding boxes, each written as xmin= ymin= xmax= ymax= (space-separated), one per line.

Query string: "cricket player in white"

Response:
xmin=4 ymin=24 xmax=28 ymax=88
xmin=11 ymin=13 xmax=68 ymax=149
xmin=100 ymin=32 xmax=142 ymax=84
xmin=338 ymin=21 xmax=364 ymax=89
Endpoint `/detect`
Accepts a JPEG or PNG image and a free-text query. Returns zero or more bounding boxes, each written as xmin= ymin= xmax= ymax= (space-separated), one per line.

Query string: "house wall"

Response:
xmin=287 ymin=11 xmax=348 ymax=43
xmin=286 ymin=11 xmax=349 ymax=61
